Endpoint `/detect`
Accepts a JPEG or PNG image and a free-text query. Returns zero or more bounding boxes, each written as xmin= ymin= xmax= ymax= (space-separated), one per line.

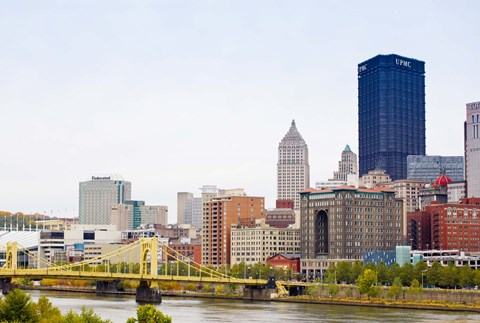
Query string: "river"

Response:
xmin=27 ymin=290 xmax=480 ymax=323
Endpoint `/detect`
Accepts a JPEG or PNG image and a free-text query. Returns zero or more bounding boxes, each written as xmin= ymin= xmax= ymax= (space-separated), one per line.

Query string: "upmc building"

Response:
xmin=358 ymin=54 xmax=426 ymax=181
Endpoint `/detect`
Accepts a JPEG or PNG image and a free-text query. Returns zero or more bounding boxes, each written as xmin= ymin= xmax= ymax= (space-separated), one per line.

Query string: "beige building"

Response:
xmin=388 ymin=179 xmax=428 ymax=237
xmin=359 ymin=169 xmax=391 ymax=188
xmin=277 ymin=120 xmax=310 ymax=210
xmin=141 ymin=205 xmax=168 ymax=227
xmin=333 ymin=144 xmax=358 ymax=182
xmin=110 ymin=203 xmax=168 ymax=231
xmin=230 ymin=219 xmax=300 ymax=265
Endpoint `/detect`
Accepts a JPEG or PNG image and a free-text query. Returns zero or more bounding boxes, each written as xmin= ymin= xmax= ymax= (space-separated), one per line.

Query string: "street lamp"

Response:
xmin=421 ymin=269 xmax=427 ymax=288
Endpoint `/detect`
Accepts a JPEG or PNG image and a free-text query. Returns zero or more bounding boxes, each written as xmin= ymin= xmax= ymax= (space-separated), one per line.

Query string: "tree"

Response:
xmin=328 ymin=283 xmax=339 ymax=298
xmin=357 ymin=269 xmax=377 ymax=298
xmin=376 ymin=261 xmax=389 ymax=285
xmin=387 ymin=263 xmax=401 ymax=285
xmin=36 ymin=296 xmax=63 ymax=323
xmin=350 ymin=261 xmax=364 ymax=283
xmin=408 ymin=279 xmax=422 ymax=295
xmin=387 ymin=277 xmax=403 ymax=300
xmin=399 ymin=263 xmax=415 ymax=286
xmin=427 ymin=261 xmax=442 ymax=287
xmin=438 ymin=262 xmax=458 ymax=289
xmin=458 ymin=266 xmax=473 ymax=288
xmin=127 ymin=304 xmax=172 ymax=323
xmin=63 ymin=306 xmax=111 ymax=323
xmin=336 ymin=261 xmax=352 ymax=283
xmin=0 ymin=288 xmax=39 ymax=323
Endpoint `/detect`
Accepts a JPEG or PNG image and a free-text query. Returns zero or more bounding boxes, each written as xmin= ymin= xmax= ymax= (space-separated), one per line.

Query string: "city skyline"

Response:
xmin=1 ymin=1 xmax=479 ymax=223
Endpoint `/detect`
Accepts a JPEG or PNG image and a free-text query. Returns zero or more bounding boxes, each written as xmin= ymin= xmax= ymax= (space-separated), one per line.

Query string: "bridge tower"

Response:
xmin=5 ymin=242 xmax=18 ymax=270
xmin=136 ymin=237 xmax=162 ymax=303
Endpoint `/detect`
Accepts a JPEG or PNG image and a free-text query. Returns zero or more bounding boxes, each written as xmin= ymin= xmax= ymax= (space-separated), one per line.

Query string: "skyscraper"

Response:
xmin=465 ymin=101 xmax=480 ymax=197
xmin=79 ymin=175 xmax=131 ymax=225
xmin=177 ymin=192 xmax=193 ymax=225
xmin=332 ymin=144 xmax=357 ymax=182
xmin=277 ymin=120 xmax=310 ymax=210
xmin=358 ymin=54 xmax=426 ymax=180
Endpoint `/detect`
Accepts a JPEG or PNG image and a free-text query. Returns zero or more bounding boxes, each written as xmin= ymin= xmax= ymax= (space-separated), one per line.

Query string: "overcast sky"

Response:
xmin=1 ymin=1 xmax=479 ymax=223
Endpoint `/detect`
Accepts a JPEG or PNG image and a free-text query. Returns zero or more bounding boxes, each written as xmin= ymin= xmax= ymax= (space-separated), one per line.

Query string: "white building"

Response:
xmin=277 ymin=120 xmax=310 ymax=210
xmin=465 ymin=101 xmax=480 ymax=198
xmin=448 ymin=181 xmax=467 ymax=203
xmin=79 ymin=174 xmax=131 ymax=225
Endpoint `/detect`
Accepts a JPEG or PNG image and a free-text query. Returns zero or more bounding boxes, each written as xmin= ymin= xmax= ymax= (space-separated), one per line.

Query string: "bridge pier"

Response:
xmin=136 ymin=281 xmax=162 ymax=304
xmin=96 ymin=280 xmax=124 ymax=295
xmin=243 ymin=275 xmax=277 ymax=301
xmin=0 ymin=278 xmax=15 ymax=295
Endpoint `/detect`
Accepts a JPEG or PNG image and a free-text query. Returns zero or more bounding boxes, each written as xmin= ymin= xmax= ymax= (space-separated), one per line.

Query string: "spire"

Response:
xmin=343 ymin=144 xmax=352 ymax=153
xmin=280 ymin=119 xmax=305 ymax=144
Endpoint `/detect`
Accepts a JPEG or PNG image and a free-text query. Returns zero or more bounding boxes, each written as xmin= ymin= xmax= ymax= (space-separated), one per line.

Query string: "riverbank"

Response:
xmin=19 ymin=285 xmax=480 ymax=313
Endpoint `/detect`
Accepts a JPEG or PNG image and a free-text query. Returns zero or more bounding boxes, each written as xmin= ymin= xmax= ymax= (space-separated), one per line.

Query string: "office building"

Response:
xmin=177 ymin=192 xmax=193 ymax=225
xmin=358 ymin=169 xmax=391 ymax=188
xmin=277 ymin=120 xmax=310 ymax=210
xmin=407 ymin=198 xmax=480 ymax=252
xmin=333 ymin=144 xmax=357 ymax=182
xmin=407 ymin=155 xmax=464 ymax=182
xmin=300 ymin=186 xmax=403 ymax=260
xmin=388 ymin=179 xmax=428 ymax=237
xmin=202 ymin=195 xmax=264 ymax=266
xmin=177 ymin=192 xmax=203 ymax=230
xmin=265 ymin=208 xmax=296 ymax=228
xmin=110 ymin=201 xmax=167 ymax=231
xmin=465 ymin=101 xmax=480 ymax=197
xmin=79 ymin=175 xmax=131 ymax=225
xmin=448 ymin=181 xmax=466 ymax=203
xmin=230 ymin=219 xmax=300 ymax=265
xmin=358 ymin=54 xmax=426 ymax=180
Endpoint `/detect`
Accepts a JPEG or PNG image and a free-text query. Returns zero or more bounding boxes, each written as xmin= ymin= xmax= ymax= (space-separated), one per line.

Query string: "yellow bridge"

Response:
xmin=0 ymin=238 xmax=276 ymax=302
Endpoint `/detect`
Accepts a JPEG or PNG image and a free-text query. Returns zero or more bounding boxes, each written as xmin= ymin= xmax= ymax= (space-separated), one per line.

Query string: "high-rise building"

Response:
xmin=110 ymin=201 xmax=168 ymax=231
xmin=465 ymin=101 xmax=480 ymax=197
xmin=277 ymin=120 xmax=310 ymax=210
xmin=177 ymin=192 xmax=193 ymax=225
xmin=333 ymin=145 xmax=357 ymax=182
xmin=407 ymin=155 xmax=464 ymax=182
xmin=388 ymin=179 xmax=428 ymax=238
xmin=358 ymin=54 xmax=426 ymax=180
xmin=202 ymin=195 xmax=264 ymax=266
xmin=79 ymin=175 xmax=131 ymax=225
xmin=300 ymin=186 xmax=403 ymax=260
xmin=177 ymin=192 xmax=203 ymax=230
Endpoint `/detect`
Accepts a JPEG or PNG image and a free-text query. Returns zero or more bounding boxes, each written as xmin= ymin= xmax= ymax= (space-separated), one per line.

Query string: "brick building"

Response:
xmin=202 ymin=195 xmax=264 ymax=266
xmin=407 ymin=198 xmax=480 ymax=252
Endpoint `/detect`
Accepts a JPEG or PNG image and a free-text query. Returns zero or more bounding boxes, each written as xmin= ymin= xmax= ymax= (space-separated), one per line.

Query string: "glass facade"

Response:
xmin=407 ymin=155 xmax=464 ymax=182
xmin=358 ymin=54 xmax=426 ymax=180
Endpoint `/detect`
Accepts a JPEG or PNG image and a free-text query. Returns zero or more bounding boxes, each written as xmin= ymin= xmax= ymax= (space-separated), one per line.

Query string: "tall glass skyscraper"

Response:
xmin=358 ymin=54 xmax=426 ymax=180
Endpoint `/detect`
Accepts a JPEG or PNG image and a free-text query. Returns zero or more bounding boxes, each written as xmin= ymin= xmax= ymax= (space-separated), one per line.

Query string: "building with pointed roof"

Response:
xmin=277 ymin=120 xmax=310 ymax=210
xmin=333 ymin=144 xmax=358 ymax=182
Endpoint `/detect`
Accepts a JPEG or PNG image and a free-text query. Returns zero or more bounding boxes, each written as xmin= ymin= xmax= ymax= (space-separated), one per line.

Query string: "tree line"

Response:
xmin=0 ymin=289 xmax=172 ymax=323
xmin=324 ymin=260 xmax=480 ymax=289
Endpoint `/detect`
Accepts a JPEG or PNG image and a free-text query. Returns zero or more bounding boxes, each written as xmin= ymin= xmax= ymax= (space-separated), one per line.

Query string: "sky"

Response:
xmin=1 ymin=0 xmax=479 ymax=223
